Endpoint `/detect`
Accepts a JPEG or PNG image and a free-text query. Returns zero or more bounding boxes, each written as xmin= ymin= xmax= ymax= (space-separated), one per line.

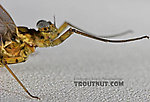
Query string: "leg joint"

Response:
xmin=71 ymin=29 xmax=77 ymax=32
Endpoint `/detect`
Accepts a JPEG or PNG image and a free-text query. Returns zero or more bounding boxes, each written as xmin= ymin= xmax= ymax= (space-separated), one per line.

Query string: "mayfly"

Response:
xmin=0 ymin=4 xmax=149 ymax=99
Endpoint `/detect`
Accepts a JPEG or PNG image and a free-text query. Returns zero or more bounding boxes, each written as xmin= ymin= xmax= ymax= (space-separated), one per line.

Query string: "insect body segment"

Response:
xmin=1 ymin=40 xmax=35 ymax=65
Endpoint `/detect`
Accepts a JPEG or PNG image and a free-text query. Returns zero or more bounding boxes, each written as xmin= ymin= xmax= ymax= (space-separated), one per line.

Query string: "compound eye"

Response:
xmin=36 ymin=20 xmax=50 ymax=29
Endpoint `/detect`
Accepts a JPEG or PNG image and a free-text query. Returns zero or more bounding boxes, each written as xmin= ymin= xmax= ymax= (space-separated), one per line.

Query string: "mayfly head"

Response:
xmin=35 ymin=20 xmax=58 ymax=47
xmin=36 ymin=20 xmax=57 ymax=34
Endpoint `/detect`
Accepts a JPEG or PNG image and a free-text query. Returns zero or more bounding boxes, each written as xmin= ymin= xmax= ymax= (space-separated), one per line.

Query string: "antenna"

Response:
xmin=53 ymin=15 xmax=56 ymax=27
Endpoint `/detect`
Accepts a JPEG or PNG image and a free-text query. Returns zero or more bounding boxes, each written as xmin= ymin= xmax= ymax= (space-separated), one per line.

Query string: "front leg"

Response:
xmin=51 ymin=28 xmax=73 ymax=46
xmin=57 ymin=22 xmax=133 ymax=38
xmin=51 ymin=27 xmax=148 ymax=47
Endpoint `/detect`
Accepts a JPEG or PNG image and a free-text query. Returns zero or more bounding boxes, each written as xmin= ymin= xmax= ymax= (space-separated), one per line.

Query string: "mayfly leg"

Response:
xmin=50 ymin=28 xmax=148 ymax=47
xmin=60 ymin=22 xmax=134 ymax=38
xmin=97 ymin=30 xmax=133 ymax=38
xmin=71 ymin=29 xmax=149 ymax=43
xmin=3 ymin=64 xmax=40 ymax=99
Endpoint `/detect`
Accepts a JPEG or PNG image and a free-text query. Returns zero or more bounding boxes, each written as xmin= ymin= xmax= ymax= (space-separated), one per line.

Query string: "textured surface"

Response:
xmin=0 ymin=0 xmax=150 ymax=102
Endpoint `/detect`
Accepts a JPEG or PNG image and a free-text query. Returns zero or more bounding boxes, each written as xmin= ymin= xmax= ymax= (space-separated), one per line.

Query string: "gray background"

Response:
xmin=0 ymin=0 xmax=150 ymax=102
